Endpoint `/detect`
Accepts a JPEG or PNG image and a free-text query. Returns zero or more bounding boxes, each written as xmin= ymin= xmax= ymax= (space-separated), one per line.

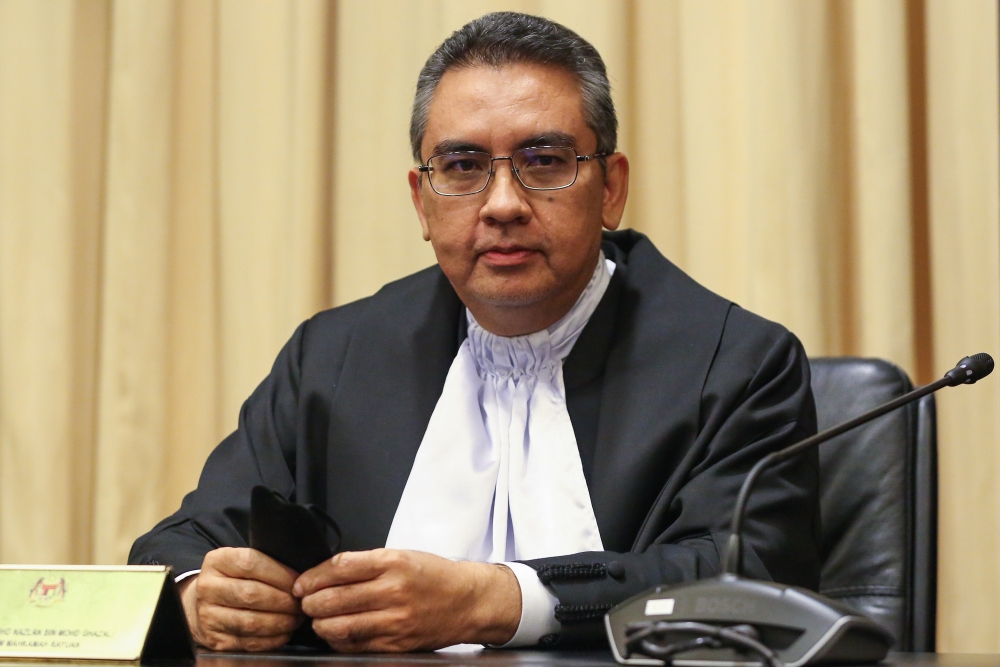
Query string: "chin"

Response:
xmin=467 ymin=280 xmax=552 ymax=310
xmin=473 ymin=290 xmax=546 ymax=309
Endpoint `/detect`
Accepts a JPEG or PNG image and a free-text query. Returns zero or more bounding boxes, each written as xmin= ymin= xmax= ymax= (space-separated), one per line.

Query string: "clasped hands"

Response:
xmin=178 ymin=547 xmax=522 ymax=652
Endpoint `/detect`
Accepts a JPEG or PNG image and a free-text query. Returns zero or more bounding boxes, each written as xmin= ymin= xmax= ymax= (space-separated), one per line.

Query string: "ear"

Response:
xmin=408 ymin=168 xmax=432 ymax=241
xmin=601 ymin=152 xmax=629 ymax=231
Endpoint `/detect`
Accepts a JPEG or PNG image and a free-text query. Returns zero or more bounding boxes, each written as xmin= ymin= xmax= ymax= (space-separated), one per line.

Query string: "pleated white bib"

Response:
xmin=385 ymin=254 xmax=613 ymax=562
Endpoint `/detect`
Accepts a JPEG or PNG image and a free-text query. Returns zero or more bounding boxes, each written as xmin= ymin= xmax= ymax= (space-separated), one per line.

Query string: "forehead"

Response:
xmin=421 ymin=63 xmax=592 ymax=155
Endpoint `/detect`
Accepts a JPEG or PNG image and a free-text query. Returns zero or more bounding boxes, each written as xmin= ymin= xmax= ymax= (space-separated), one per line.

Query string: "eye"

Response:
xmin=530 ymin=155 xmax=556 ymax=167
xmin=437 ymin=154 xmax=487 ymax=173
xmin=520 ymin=149 xmax=571 ymax=168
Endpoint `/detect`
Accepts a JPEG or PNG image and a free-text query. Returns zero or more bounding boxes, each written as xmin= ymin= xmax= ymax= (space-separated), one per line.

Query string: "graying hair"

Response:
xmin=409 ymin=12 xmax=618 ymax=163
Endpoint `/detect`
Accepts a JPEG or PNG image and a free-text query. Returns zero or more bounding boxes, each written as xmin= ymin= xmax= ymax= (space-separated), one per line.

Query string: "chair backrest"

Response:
xmin=809 ymin=357 xmax=937 ymax=652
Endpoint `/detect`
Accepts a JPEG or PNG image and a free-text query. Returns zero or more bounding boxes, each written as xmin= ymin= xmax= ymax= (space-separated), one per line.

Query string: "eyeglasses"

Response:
xmin=417 ymin=146 xmax=607 ymax=196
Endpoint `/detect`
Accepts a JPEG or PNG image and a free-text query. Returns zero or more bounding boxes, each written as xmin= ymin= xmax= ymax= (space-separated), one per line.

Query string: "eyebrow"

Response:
xmin=428 ymin=131 xmax=579 ymax=158
xmin=513 ymin=132 xmax=577 ymax=151
xmin=429 ymin=139 xmax=488 ymax=156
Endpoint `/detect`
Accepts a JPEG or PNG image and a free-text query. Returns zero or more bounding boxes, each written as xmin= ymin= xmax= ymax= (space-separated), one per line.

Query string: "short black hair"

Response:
xmin=410 ymin=12 xmax=617 ymax=162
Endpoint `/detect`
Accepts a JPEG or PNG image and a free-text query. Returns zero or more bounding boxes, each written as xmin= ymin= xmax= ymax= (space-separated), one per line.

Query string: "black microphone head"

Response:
xmin=944 ymin=353 xmax=995 ymax=386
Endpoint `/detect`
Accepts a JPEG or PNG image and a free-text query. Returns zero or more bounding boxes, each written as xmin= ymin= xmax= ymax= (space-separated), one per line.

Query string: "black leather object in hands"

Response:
xmin=248 ymin=486 xmax=342 ymax=651
xmin=249 ymin=485 xmax=341 ymax=574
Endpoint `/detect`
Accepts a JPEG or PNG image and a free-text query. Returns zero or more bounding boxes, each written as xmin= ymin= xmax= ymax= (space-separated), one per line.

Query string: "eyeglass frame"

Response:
xmin=416 ymin=146 xmax=609 ymax=196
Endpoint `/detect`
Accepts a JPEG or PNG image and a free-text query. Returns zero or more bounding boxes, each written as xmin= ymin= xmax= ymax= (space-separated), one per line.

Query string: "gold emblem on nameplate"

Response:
xmin=27 ymin=577 xmax=66 ymax=607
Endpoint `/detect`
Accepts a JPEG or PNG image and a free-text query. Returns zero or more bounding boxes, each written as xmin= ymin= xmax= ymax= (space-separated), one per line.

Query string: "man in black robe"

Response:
xmin=130 ymin=12 xmax=820 ymax=653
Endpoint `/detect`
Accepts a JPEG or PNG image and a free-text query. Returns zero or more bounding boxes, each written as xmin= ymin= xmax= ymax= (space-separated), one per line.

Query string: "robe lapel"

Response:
xmin=564 ymin=253 xmax=623 ymax=483
xmin=324 ymin=267 xmax=463 ymax=551
xmin=584 ymin=232 xmax=732 ymax=553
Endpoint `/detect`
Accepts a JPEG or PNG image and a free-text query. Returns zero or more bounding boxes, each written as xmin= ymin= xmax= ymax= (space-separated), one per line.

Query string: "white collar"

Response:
xmin=465 ymin=251 xmax=615 ymax=379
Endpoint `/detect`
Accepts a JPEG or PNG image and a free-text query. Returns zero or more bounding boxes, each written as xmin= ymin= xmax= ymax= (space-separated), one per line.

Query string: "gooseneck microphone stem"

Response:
xmin=721 ymin=353 xmax=994 ymax=575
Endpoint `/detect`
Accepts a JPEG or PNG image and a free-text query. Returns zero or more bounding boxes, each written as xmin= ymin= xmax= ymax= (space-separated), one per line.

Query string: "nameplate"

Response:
xmin=0 ymin=565 xmax=194 ymax=662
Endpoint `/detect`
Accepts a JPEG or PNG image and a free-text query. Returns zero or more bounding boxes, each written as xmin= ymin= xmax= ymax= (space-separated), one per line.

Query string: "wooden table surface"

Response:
xmin=192 ymin=650 xmax=1000 ymax=667
xmin=4 ymin=648 xmax=999 ymax=667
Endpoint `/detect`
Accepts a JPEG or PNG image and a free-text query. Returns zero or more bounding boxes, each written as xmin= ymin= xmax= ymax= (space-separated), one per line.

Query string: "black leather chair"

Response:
xmin=810 ymin=357 xmax=937 ymax=652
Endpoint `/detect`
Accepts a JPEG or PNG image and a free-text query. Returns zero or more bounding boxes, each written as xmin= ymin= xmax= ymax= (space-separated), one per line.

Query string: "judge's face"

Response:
xmin=408 ymin=63 xmax=629 ymax=337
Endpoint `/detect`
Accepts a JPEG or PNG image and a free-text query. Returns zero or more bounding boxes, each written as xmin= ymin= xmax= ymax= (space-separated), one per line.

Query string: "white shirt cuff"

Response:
xmin=498 ymin=562 xmax=560 ymax=647
xmin=174 ymin=569 xmax=200 ymax=583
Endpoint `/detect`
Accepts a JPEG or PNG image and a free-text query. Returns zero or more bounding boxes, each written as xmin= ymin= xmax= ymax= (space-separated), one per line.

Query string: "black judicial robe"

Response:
xmin=129 ymin=229 xmax=820 ymax=647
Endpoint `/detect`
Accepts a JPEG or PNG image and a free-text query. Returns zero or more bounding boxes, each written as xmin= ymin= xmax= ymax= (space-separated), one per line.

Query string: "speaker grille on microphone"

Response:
xmin=969 ymin=352 xmax=995 ymax=381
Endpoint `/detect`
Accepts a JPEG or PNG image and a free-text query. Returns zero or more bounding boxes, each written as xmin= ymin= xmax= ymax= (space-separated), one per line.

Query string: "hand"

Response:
xmin=293 ymin=549 xmax=521 ymax=652
xmin=179 ymin=547 xmax=305 ymax=651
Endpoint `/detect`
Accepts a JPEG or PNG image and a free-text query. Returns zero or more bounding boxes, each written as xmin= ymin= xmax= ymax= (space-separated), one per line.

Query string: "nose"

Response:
xmin=479 ymin=158 xmax=531 ymax=225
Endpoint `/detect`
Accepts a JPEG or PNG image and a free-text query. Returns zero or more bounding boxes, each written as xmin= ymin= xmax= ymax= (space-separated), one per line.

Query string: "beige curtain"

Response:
xmin=0 ymin=0 xmax=997 ymax=652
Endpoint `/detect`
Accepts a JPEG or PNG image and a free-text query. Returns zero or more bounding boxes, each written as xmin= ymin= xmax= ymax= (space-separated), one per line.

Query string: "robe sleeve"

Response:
xmin=127 ymin=321 xmax=308 ymax=575
xmin=520 ymin=310 xmax=821 ymax=648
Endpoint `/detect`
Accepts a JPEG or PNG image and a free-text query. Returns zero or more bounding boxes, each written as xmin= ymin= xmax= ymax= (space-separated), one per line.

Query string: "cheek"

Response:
xmin=422 ymin=201 xmax=479 ymax=260
xmin=540 ymin=194 xmax=605 ymax=264
xmin=550 ymin=195 xmax=603 ymax=242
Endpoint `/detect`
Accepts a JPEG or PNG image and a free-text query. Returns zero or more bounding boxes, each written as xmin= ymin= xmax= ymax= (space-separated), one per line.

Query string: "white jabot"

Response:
xmin=386 ymin=253 xmax=613 ymax=562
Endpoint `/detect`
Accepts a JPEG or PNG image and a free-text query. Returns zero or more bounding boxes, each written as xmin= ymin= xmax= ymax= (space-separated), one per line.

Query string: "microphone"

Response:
xmin=722 ymin=352 xmax=994 ymax=576
xmin=943 ymin=352 xmax=994 ymax=386
xmin=606 ymin=354 xmax=994 ymax=667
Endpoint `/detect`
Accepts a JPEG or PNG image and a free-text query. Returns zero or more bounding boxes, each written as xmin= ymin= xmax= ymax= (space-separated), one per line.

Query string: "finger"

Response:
xmin=200 ymin=575 xmax=301 ymax=615
xmin=295 ymin=550 xmax=395 ymax=596
xmin=207 ymin=547 xmax=299 ymax=592
xmin=300 ymin=578 xmax=394 ymax=618
xmin=312 ymin=609 xmax=419 ymax=653
xmin=199 ymin=604 xmax=303 ymax=639
xmin=197 ymin=629 xmax=293 ymax=653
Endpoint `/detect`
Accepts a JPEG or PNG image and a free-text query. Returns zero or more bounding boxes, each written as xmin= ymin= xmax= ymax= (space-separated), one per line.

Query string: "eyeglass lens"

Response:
xmin=427 ymin=147 xmax=579 ymax=195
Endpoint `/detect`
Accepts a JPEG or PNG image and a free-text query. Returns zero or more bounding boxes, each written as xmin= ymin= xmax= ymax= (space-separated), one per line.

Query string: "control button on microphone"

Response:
xmin=644 ymin=598 xmax=675 ymax=616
